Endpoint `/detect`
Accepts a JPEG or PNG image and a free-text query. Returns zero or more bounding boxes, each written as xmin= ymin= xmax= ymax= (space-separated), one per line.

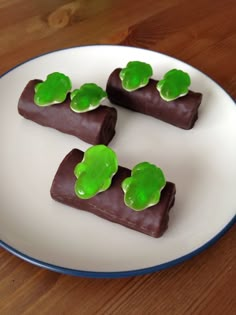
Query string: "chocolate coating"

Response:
xmin=18 ymin=80 xmax=117 ymax=145
xmin=50 ymin=149 xmax=176 ymax=238
xmin=106 ymin=68 xmax=202 ymax=129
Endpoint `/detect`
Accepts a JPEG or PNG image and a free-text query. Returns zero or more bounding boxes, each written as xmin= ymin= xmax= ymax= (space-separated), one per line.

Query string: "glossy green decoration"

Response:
xmin=34 ymin=72 xmax=72 ymax=106
xmin=74 ymin=145 xmax=118 ymax=199
xmin=70 ymin=83 xmax=107 ymax=113
xmin=157 ymin=69 xmax=191 ymax=101
xmin=122 ymin=162 xmax=166 ymax=211
xmin=119 ymin=61 xmax=153 ymax=91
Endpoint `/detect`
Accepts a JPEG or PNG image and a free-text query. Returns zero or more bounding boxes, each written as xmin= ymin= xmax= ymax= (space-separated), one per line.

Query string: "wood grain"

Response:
xmin=0 ymin=0 xmax=236 ymax=314
xmin=0 ymin=228 xmax=235 ymax=315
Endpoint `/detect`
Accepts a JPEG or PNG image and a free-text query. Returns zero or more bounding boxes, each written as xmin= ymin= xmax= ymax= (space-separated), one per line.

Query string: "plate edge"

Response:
xmin=1 ymin=214 xmax=235 ymax=278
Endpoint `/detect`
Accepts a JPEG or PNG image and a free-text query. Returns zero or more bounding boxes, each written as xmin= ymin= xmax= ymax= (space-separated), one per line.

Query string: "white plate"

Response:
xmin=0 ymin=45 xmax=235 ymax=278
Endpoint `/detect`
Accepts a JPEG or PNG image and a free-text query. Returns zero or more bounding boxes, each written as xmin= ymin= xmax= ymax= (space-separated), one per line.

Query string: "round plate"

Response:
xmin=0 ymin=45 xmax=235 ymax=278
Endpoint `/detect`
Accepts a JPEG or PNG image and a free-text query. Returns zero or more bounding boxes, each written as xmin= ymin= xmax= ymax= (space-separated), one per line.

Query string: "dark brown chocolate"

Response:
xmin=106 ymin=68 xmax=202 ymax=129
xmin=18 ymin=80 xmax=117 ymax=145
xmin=50 ymin=149 xmax=176 ymax=238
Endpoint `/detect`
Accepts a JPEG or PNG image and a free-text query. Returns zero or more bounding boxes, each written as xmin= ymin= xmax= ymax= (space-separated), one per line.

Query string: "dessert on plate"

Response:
xmin=106 ymin=61 xmax=202 ymax=129
xmin=18 ymin=73 xmax=117 ymax=145
xmin=50 ymin=145 xmax=176 ymax=238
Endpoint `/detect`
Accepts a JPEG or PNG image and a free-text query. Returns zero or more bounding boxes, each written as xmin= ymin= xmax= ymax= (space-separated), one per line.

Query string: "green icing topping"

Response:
xmin=74 ymin=145 xmax=118 ymax=199
xmin=119 ymin=61 xmax=153 ymax=91
xmin=157 ymin=69 xmax=191 ymax=101
xmin=34 ymin=72 xmax=72 ymax=106
xmin=122 ymin=162 xmax=166 ymax=211
xmin=70 ymin=83 xmax=107 ymax=113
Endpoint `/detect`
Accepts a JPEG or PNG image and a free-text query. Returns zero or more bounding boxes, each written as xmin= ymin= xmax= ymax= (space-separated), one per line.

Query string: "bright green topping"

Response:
xmin=122 ymin=162 xmax=166 ymax=211
xmin=157 ymin=69 xmax=191 ymax=101
xmin=119 ymin=61 xmax=153 ymax=91
xmin=70 ymin=83 xmax=107 ymax=113
xmin=34 ymin=72 xmax=72 ymax=106
xmin=74 ymin=145 xmax=118 ymax=199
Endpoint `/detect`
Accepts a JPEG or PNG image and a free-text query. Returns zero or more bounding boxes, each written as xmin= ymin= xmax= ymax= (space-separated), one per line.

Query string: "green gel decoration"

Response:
xmin=122 ymin=162 xmax=166 ymax=211
xmin=74 ymin=145 xmax=118 ymax=199
xmin=34 ymin=72 xmax=72 ymax=106
xmin=119 ymin=61 xmax=153 ymax=91
xmin=157 ymin=69 xmax=191 ymax=101
xmin=70 ymin=83 xmax=107 ymax=113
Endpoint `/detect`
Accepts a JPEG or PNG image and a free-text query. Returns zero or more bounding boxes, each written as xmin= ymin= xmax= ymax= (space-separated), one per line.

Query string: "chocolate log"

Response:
xmin=106 ymin=69 xmax=202 ymax=129
xmin=18 ymin=80 xmax=117 ymax=145
xmin=50 ymin=149 xmax=176 ymax=238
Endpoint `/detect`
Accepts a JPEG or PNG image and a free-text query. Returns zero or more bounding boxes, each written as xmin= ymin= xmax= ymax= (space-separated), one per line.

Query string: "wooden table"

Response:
xmin=0 ymin=0 xmax=235 ymax=314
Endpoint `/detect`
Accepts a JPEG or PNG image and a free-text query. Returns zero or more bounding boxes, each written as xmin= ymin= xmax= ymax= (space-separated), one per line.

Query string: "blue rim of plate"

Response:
xmin=0 ymin=45 xmax=236 ymax=278
xmin=1 ymin=216 xmax=235 ymax=278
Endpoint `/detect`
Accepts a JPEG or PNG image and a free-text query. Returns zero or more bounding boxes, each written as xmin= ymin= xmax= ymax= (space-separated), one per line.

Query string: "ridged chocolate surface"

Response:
xmin=18 ymin=80 xmax=117 ymax=145
xmin=50 ymin=149 xmax=176 ymax=238
xmin=106 ymin=68 xmax=202 ymax=129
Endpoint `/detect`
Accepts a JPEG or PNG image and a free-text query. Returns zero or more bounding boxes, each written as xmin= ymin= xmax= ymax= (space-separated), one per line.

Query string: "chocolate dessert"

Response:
xmin=106 ymin=68 xmax=202 ymax=129
xmin=50 ymin=149 xmax=176 ymax=238
xmin=18 ymin=80 xmax=117 ymax=145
